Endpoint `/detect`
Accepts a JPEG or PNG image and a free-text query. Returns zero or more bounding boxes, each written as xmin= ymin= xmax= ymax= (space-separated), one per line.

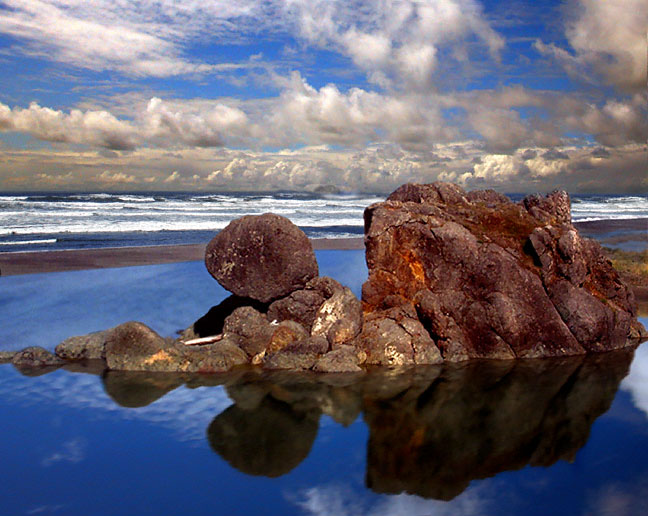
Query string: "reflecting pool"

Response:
xmin=1 ymin=252 xmax=647 ymax=515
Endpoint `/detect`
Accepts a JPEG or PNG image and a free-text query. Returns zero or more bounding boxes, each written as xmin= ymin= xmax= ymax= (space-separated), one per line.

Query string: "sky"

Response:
xmin=0 ymin=0 xmax=645 ymax=193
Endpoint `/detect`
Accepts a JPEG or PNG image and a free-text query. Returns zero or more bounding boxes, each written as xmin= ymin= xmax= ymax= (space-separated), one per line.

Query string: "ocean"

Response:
xmin=0 ymin=191 xmax=646 ymax=253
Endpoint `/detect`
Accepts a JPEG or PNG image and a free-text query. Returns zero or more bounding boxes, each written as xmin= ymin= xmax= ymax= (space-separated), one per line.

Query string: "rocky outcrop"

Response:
xmin=362 ymin=182 xmax=645 ymax=362
xmin=3 ymin=182 xmax=643 ymax=375
xmin=205 ymin=213 xmax=318 ymax=303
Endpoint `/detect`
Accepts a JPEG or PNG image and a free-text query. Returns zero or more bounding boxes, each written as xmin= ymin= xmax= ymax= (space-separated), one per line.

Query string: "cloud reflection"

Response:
xmin=0 ymin=369 xmax=232 ymax=443
xmin=41 ymin=437 xmax=86 ymax=467
xmin=621 ymin=342 xmax=648 ymax=418
xmin=293 ymin=484 xmax=485 ymax=516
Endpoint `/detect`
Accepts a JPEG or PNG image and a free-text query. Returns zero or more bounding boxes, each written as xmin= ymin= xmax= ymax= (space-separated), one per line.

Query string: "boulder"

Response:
xmin=362 ymin=182 xmax=644 ymax=360
xmin=104 ymin=321 xmax=173 ymax=371
xmin=56 ymin=330 xmax=107 ymax=360
xmin=263 ymin=351 xmax=318 ymax=370
xmin=205 ymin=213 xmax=319 ymax=303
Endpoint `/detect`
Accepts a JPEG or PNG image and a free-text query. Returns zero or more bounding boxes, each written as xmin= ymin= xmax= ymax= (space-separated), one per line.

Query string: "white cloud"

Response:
xmin=0 ymin=101 xmax=138 ymax=149
xmin=266 ymin=72 xmax=453 ymax=149
xmin=163 ymin=170 xmax=181 ymax=183
xmin=0 ymin=0 xmax=232 ymax=77
xmin=285 ymin=0 xmax=504 ymax=90
xmin=142 ymin=97 xmax=251 ymax=148
xmin=0 ymin=371 xmax=233 ymax=443
xmin=536 ymin=0 xmax=648 ymax=93
xmin=99 ymin=170 xmax=137 ymax=184
xmin=0 ymin=97 xmax=251 ymax=150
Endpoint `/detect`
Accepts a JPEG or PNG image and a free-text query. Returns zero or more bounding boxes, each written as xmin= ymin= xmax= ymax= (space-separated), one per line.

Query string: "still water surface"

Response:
xmin=0 ymin=252 xmax=647 ymax=515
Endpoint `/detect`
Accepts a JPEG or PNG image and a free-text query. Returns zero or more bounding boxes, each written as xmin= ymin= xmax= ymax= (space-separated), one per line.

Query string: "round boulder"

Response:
xmin=205 ymin=214 xmax=318 ymax=303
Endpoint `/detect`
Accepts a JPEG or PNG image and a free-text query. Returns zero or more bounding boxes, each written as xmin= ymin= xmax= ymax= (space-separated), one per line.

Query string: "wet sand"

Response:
xmin=0 ymin=238 xmax=364 ymax=276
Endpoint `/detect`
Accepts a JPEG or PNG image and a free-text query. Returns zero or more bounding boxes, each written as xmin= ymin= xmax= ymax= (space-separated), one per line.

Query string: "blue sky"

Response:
xmin=0 ymin=0 xmax=645 ymax=192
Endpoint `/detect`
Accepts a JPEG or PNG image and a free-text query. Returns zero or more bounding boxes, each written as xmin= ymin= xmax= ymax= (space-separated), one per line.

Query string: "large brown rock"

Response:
xmin=362 ymin=182 xmax=645 ymax=361
xmin=205 ymin=213 xmax=319 ymax=303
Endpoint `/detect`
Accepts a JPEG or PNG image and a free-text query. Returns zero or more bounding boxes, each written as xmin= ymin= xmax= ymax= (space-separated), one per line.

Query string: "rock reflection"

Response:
xmin=88 ymin=349 xmax=636 ymax=499
xmin=207 ymin=396 xmax=320 ymax=477
xmin=103 ymin=371 xmax=185 ymax=408
xmin=365 ymin=352 xmax=633 ymax=500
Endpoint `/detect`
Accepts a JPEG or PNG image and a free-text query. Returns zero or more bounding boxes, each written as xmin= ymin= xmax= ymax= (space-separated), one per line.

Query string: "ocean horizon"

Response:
xmin=1 ymin=190 xmax=647 ymax=254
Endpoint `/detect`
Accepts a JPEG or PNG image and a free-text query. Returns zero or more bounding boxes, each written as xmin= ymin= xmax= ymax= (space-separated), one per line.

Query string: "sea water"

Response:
xmin=0 ymin=191 xmax=646 ymax=253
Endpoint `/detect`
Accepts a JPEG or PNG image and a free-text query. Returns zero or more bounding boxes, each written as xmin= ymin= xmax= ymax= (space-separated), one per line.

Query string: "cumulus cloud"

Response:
xmin=456 ymin=144 xmax=647 ymax=193
xmin=0 ymin=98 xmax=250 ymax=150
xmin=535 ymin=0 xmax=648 ymax=93
xmin=1 ymin=140 xmax=645 ymax=193
xmin=285 ymin=0 xmax=504 ymax=90
xmin=0 ymin=101 xmax=137 ymax=149
xmin=266 ymin=72 xmax=454 ymax=149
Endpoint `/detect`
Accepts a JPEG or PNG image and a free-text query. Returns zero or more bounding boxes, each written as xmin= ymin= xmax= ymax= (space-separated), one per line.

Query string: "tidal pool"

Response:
xmin=1 ymin=251 xmax=647 ymax=515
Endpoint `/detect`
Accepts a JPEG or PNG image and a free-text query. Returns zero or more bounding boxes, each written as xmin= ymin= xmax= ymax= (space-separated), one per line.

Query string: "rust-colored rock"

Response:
xmin=205 ymin=213 xmax=318 ymax=303
xmin=362 ymin=182 xmax=645 ymax=360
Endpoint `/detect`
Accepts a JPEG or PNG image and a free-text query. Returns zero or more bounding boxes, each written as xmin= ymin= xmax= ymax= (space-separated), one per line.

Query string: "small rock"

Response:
xmin=205 ymin=213 xmax=319 ymax=303
xmin=313 ymin=346 xmax=365 ymax=373
xmin=311 ymin=287 xmax=363 ymax=347
xmin=0 ymin=350 xmax=16 ymax=364
xmin=181 ymin=295 xmax=269 ymax=341
xmin=179 ymin=341 xmax=249 ymax=373
xmin=268 ymin=321 xmax=309 ymax=353
xmin=12 ymin=346 xmax=63 ymax=368
xmin=56 ymin=330 xmax=107 ymax=360
xmin=223 ymin=306 xmax=274 ymax=357
xmin=104 ymin=321 xmax=170 ymax=371
xmin=267 ymin=289 xmax=327 ymax=330
xmin=263 ymin=351 xmax=318 ymax=370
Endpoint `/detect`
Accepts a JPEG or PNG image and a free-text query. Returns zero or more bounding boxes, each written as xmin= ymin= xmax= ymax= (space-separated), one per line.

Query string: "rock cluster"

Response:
xmin=362 ymin=182 xmax=645 ymax=361
xmin=3 ymin=185 xmax=645 ymax=374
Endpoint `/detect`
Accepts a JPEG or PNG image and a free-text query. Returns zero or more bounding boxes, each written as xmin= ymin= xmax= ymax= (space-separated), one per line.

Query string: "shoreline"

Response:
xmin=0 ymin=237 xmax=364 ymax=276
xmin=2 ymin=234 xmax=645 ymax=311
